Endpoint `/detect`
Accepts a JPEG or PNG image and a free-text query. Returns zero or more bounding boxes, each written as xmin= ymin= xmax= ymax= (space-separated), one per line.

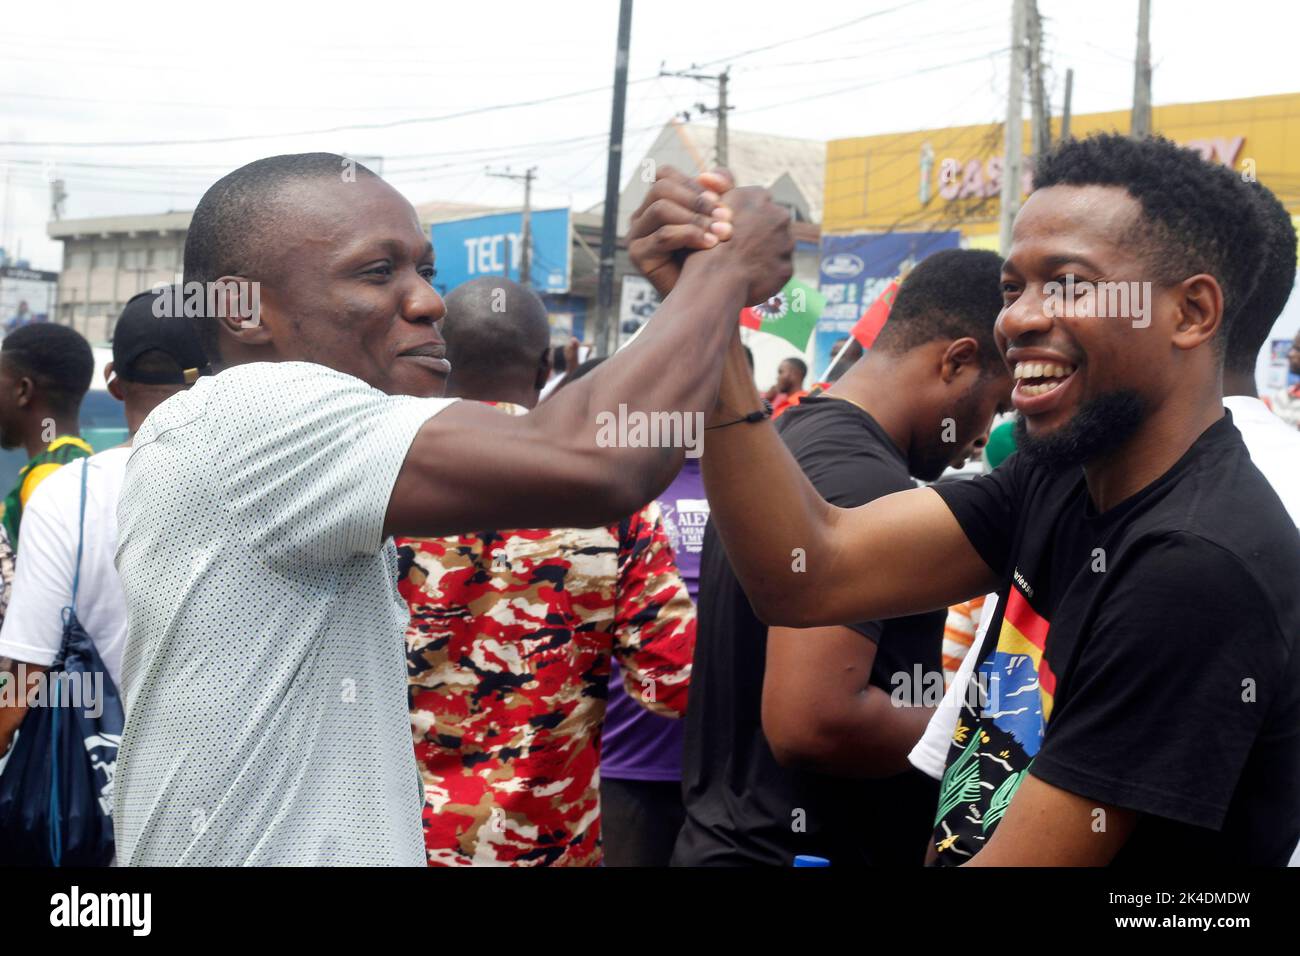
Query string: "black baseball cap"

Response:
xmin=111 ymin=286 xmax=211 ymax=385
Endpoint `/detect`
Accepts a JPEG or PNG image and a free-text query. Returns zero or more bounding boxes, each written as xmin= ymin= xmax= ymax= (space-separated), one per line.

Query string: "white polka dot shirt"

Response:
xmin=113 ymin=361 xmax=456 ymax=866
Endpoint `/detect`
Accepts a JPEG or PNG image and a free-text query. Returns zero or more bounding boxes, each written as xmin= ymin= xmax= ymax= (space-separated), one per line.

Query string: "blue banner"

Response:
xmin=431 ymin=208 xmax=571 ymax=294
xmin=814 ymin=231 xmax=960 ymax=379
xmin=541 ymin=293 xmax=586 ymax=343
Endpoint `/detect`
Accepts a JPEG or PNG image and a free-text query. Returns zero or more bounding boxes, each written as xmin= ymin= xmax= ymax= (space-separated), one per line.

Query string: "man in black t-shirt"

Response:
xmin=674 ymin=250 xmax=1013 ymax=866
xmin=627 ymin=134 xmax=1300 ymax=866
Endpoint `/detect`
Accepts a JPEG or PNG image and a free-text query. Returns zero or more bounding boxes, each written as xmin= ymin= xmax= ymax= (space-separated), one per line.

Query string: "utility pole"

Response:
xmin=1061 ymin=67 xmax=1074 ymax=141
xmin=597 ymin=0 xmax=633 ymax=352
xmin=661 ymin=65 xmax=733 ymax=166
xmin=1026 ymin=0 xmax=1050 ymax=164
xmin=50 ymin=178 xmax=67 ymax=221
xmin=487 ymin=166 xmax=538 ymax=286
xmin=520 ymin=169 xmax=534 ymax=286
xmin=1131 ymin=0 xmax=1152 ymax=138
xmin=999 ymin=0 xmax=1028 ymax=254
xmin=716 ymin=68 xmax=730 ymax=167
xmin=1 ymin=164 xmax=11 ymax=261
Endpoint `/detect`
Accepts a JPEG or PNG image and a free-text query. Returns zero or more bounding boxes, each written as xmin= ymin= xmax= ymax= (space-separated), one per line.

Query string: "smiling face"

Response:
xmin=241 ymin=174 xmax=450 ymax=398
xmin=995 ymin=184 xmax=1198 ymax=464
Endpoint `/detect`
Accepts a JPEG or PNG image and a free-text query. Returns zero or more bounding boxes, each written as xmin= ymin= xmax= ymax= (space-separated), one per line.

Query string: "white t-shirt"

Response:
xmin=908 ymin=593 xmax=998 ymax=781
xmin=1224 ymin=398 xmax=1300 ymax=866
xmin=1223 ymin=396 xmax=1300 ymax=529
xmin=113 ymin=361 xmax=455 ymax=866
xmin=0 ymin=446 xmax=132 ymax=688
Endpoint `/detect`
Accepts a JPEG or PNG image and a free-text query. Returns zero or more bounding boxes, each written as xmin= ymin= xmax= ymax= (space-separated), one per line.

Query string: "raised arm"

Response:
xmin=700 ymin=334 xmax=997 ymax=627
xmin=619 ymin=179 xmax=998 ymax=627
xmin=385 ymin=172 xmax=794 ymax=538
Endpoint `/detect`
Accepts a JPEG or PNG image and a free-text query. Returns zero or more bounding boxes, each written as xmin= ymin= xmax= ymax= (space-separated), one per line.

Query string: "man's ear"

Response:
xmin=14 ymin=373 xmax=34 ymax=409
xmin=1170 ymin=273 xmax=1223 ymax=352
xmin=940 ymin=337 xmax=981 ymax=384
xmin=213 ymin=275 xmax=274 ymax=350
xmin=104 ymin=362 xmax=126 ymax=402
xmin=534 ymin=347 xmax=552 ymax=392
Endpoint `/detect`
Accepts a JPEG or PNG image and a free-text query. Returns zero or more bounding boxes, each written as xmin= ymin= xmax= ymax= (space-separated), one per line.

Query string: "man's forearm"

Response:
xmin=700 ymin=334 xmax=841 ymax=624
xmin=533 ymin=251 xmax=750 ymax=510
xmin=771 ymin=687 xmax=934 ymax=778
xmin=763 ymin=625 xmax=933 ymax=778
xmin=701 ymin=334 xmax=992 ymax=627
xmin=388 ymin=257 xmax=753 ymax=539
xmin=389 ymin=181 xmax=795 ymax=538
xmin=0 ymin=656 xmax=43 ymax=757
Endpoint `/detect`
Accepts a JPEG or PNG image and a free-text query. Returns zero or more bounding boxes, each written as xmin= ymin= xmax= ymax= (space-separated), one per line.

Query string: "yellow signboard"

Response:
xmin=823 ymin=91 xmax=1300 ymax=249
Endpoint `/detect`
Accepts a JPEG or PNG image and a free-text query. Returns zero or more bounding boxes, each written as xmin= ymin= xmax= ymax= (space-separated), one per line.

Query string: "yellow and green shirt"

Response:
xmin=1 ymin=435 xmax=93 ymax=549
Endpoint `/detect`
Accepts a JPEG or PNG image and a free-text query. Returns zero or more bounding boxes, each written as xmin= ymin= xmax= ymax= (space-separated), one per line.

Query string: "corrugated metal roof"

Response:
xmin=672 ymin=120 xmax=826 ymax=223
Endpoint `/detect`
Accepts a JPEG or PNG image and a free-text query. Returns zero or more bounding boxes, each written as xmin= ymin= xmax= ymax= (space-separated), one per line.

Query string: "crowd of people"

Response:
xmin=0 ymin=130 xmax=1298 ymax=867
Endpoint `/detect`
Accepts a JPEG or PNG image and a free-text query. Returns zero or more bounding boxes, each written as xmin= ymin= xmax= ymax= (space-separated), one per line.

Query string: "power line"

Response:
xmin=3 ymin=50 xmax=1001 ymax=196
xmin=0 ymin=123 xmax=669 ymax=173
xmin=0 ymin=5 xmax=943 ymax=151
xmin=735 ymin=48 xmax=1009 ymax=117
xmin=0 ymin=77 xmax=661 ymax=149
xmin=688 ymin=0 xmax=931 ymax=69
xmin=817 ymin=113 xmax=1005 ymax=215
xmin=1 ymin=50 xmax=1007 ymax=214
xmin=0 ymin=88 xmax=476 ymax=114
xmin=745 ymin=24 xmax=1006 ymax=72
xmin=0 ymin=26 xmax=1016 ymax=225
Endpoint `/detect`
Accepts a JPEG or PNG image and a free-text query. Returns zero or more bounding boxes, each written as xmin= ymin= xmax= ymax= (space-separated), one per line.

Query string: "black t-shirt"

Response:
xmin=673 ymin=394 xmax=942 ymax=867
xmin=930 ymin=412 xmax=1300 ymax=865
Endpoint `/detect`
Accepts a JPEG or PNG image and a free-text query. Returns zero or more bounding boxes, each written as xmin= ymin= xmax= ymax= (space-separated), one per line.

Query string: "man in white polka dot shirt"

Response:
xmin=112 ymin=156 xmax=790 ymax=864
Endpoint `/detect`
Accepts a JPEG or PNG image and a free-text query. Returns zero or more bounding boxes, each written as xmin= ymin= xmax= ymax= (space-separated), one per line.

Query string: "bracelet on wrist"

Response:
xmin=706 ymin=405 xmax=771 ymax=430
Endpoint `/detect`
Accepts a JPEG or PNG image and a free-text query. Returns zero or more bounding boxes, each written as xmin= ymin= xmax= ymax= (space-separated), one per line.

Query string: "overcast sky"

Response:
xmin=1 ymin=0 xmax=1294 ymax=270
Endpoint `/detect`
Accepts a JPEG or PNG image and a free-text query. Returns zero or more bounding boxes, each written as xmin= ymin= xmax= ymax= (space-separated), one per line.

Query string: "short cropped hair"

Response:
xmin=0 ymin=323 xmax=94 ymax=415
xmin=1033 ymin=133 xmax=1265 ymax=355
xmin=1224 ymin=182 xmax=1297 ymax=374
xmin=442 ymin=278 xmax=551 ymax=390
xmin=872 ymin=248 xmax=1004 ymax=371
xmin=184 ymin=152 xmax=377 ymax=359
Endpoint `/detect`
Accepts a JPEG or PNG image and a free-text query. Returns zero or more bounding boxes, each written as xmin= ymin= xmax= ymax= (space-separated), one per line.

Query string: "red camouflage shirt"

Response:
xmin=396 ymin=499 xmax=694 ymax=866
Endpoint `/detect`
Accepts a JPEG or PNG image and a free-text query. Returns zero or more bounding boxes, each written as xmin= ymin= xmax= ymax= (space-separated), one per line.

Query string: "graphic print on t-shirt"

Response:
xmin=980 ymin=585 xmax=1056 ymax=755
xmin=934 ymin=574 xmax=1054 ymax=861
xmin=931 ymin=417 xmax=1300 ymax=865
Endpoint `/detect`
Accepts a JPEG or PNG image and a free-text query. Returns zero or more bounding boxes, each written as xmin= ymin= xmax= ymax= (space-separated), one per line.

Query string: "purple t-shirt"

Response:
xmin=602 ymin=458 xmax=706 ymax=781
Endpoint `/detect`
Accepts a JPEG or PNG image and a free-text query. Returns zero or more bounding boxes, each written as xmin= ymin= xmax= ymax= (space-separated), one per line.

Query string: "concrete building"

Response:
xmin=606 ymin=119 xmax=825 ymax=380
xmin=613 ymin=118 xmax=825 ymax=287
xmin=821 ymin=90 xmax=1300 ymax=392
xmin=617 ymin=119 xmax=826 ymax=232
xmin=46 ymin=122 xmax=825 ymax=362
xmin=45 ymin=199 xmax=621 ymax=346
xmin=47 ymin=211 xmax=190 ymax=342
